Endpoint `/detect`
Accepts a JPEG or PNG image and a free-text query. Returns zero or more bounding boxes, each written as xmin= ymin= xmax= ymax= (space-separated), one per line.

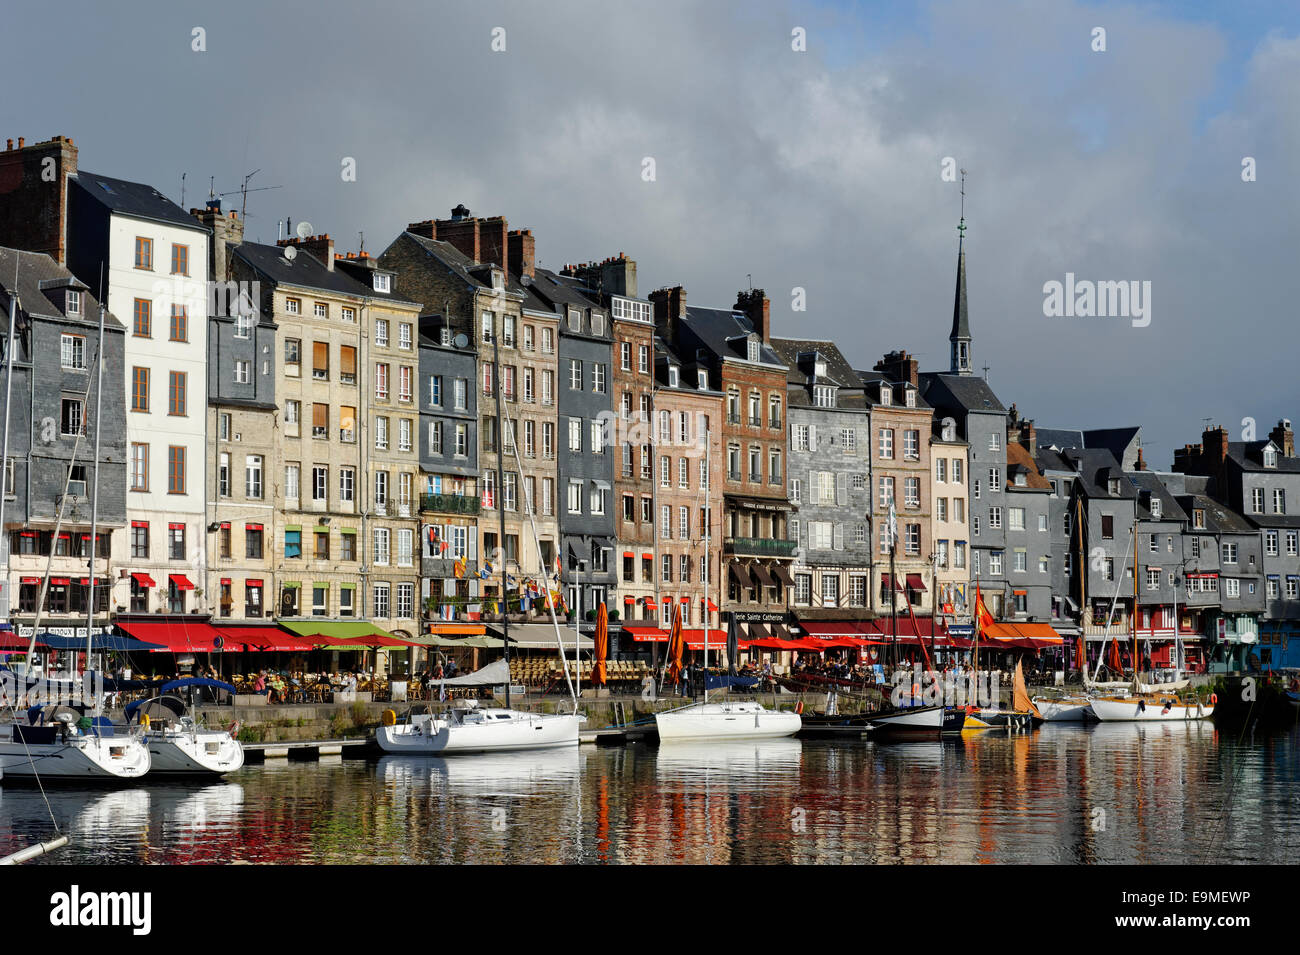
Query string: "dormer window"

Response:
xmin=490 ymin=270 xmax=503 ymax=291
xmin=1264 ymin=447 xmax=1277 ymax=468
xmin=591 ymin=313 xmax=605 ymax=337
xmin=1108 ymin=478 xmax=1120 ymax=495
xmin=813 ymin=386 xmax=835 ymax=408
xmin=747 ymin=338 xmax=759 ymax=362
xmin=904 ymin=388 xmax=916 ymax=408
xmin=373 ymin=273 xmax=391 ymax=293
xmin=1151 ymin=498 xmax=1162 ymax=519
xmin=66 ymin=290 xmax=82 ymax=317
xmin=879 ymin=385 xmax=891 ymax=406
xmin=1014 ymin=472 xmax=1027 ymax=487
xmin=440 ymin=327 xmax=451 ymax=346
xmin=697 ymin=370 xmax=708 ymax=390
xmin=668 ymin=366 xmax=679 ymax=388
xmin=1193 ymin=508 xmax=1205 ymax=529
xmin=814 ymin=359 xmax=827 ymax=378
xmin=567 ymin=308 xmax=581 ymax=332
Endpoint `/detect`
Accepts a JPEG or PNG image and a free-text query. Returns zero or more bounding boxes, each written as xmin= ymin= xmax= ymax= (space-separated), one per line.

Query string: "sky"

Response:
xmin=3 ymin=0 xmax=1297 ymax=465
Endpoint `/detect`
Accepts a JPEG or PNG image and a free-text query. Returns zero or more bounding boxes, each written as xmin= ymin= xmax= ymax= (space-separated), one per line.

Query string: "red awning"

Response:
xmin=20 ymin=576 xmax=39 ymax=585
xmin=169 ymin=574 xmax=196 ymax=590
xmin=881 ymin=573 xmax=904 ymax=592
xmin=211 ymin=625 xmax=301 ymax=652
xmin=246 ymin=523 xmax=264 ymax=531
xmin=220 ymin=578 xmax=232 ymax=586
xmin=906 ymin=573 xmax=926 ymax=591
xmin=131 ymin=572 xmax=157 ymax=587
xmin=623 ymin=596 xmax=635 ymax=604
xmin=679 ymin=596 xmax=690 ymax=604
xmin=623 ymin=551 xmax=634 ymax=558
xmin=245 ymin=579 xmax=264 ymax=587
xmin=50 ymin=578 xmax=70 ymax=586
xmin=683 ymin=629 xmax=733 ymax=650
xmin=623 ymin=626 xmax=668 ymax=642
xmin=641 ymin=552 xmax=653 ymax=560
xmin=116 ymin=619 xmax=227 ymax=653
xmin=130 ymin=521 xmax=148 ymax=529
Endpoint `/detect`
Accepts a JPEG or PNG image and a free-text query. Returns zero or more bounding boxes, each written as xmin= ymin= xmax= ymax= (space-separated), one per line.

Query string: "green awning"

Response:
xmin=284 ymin=525 xmax=302 ymax=532
xmin=279 ymin=621 xmax=394 ymax=641
xmin=339 ymin=527 xmax=357 ymax=535
xmin=282 ymin=581 xmax=301 ymax=589
xmin=313 ymin=582 xmax=330 ymax=589
xmin=313 ymin=526 xmax=330 ymax=534
xmin=339 ymin=582 xmax=356 ymax=590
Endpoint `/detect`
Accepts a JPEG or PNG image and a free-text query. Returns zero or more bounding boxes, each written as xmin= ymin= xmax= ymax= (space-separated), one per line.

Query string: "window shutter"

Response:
xmin=312 ymin=402 xmax=327 ymax=429
xmin=341 ymin=345 xmax=357 ymax=376
xmin=790 ymin=424 xmax=796 ymax=448
xmin=833 ymin=523 xmax=844 ymax=550
xmin=313 ymin=341 xmax=329 ymax=372
xmin=836 ymin=471 xmax=847 ymax=505
xmin=808 ymin=424 xmax=817 ymax=449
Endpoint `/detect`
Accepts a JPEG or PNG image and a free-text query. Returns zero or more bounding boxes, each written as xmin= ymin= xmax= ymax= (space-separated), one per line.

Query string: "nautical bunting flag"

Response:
xmin=479 ymin=562 xmax=494 ymax=580
xmin=453 ymin=556 xmax=466 ymax=579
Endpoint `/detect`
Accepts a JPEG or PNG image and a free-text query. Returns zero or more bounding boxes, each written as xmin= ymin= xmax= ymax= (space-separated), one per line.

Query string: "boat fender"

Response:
xmin=1137 ymin=699 xmax=1146 ymax=713
xmin=1209 ymin=693 xmax=1217 ymax=706
xmin=381 ymin=708 xmax=397 ymax=726
xmin=794 ymin=701 xmax=804 ymax=715
xmin=226 ymin=720 xmax=241 ymax=738
xmin=141 ymin=714 xmax=150 ymax=729
xmin=869 ymin=648 xmax=878 ymax=661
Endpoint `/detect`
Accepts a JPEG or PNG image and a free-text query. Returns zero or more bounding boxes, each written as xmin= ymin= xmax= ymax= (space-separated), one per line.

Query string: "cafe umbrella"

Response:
xmin=592 ymin=602 xmax=608 ymax=687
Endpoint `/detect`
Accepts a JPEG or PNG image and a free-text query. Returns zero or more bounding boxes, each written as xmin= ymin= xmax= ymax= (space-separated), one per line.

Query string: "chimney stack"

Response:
xmin=507 ymin=229 xmax=535 ymax=280
xmin=193 ymin=199 xmax=244 ymax=281
xmin=649 ymin=285 xmax=688 ymax=346
xmin=873 ymin=349 xmax=919 ymax=388
xmin=1203 ymin=425 xmax=1229 ymax=469
xmin=277 ymin=233 xmax=335 ymax=270
xmin=1269 ymin=419 xmax=1295 ymax=457
xmin=734 ymin=288 xmax=771 ymax=343
xmin=0 ymin=135 xmax=79 ymax=263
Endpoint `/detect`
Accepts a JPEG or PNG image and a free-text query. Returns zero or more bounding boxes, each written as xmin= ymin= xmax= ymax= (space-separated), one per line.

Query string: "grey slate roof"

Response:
xmin=73 ymin=170 xmax=206 ymax=233
xmin=1228 ymin=440 xmax=1300 ymax=473
xmin=919 ymin=371 xmax=1006 ymax=415
xmin=1036 ymin=428 xmax=1085 ymax=451
xmin=768 ymin=337 xmax=867 ymax=408
xmin=1126 ymin=470 xmax=1189 ymax=523
xmin=855 ymin=370 xmax=933 ymax=410
xmin=233 ymin=241 xmax=421 ymax=303
xmin=0 ymin=246 xmax=121 ymax=330
xmin=1063 ymin=448 xmax=1134 ymax=500
xmin=678 ymin=305 xmax=785 ymax=368
xmin=1176 ymin=494 xmax=1255 ymax=534
xmin=401 ymin=232 xmax=536 ymax=307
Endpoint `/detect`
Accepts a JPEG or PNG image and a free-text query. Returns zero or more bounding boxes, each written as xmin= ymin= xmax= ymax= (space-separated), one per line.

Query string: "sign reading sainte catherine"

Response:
xmin=729 ymin=611 xmax=790 ymax=623
xmin=17 ymin=625 xmax=113 ymax=638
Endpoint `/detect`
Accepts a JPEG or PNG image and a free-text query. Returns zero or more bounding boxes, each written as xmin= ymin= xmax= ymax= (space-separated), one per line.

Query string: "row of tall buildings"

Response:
xmin=0 ymin=134 xmax=1295 ymax=671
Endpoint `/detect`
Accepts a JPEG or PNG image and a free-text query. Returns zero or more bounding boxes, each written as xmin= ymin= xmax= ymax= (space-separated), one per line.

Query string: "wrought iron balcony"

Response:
xmin=726 ymin=537 xmax=797 ymax=558
xmin=420 ymin=493 xmax=481 ymax=515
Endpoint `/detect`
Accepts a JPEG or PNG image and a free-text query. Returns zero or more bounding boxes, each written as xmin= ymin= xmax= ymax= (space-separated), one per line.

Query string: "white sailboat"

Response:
xmin=655 ymin=430 xmax=801 ymax=743
xmin=125 ymin=682 xmax=244 ymax=775
xmin=1088 ymin=529 xmax=1212 ymax=722
xmin=376 ymin=321 xmax=581 ymax=755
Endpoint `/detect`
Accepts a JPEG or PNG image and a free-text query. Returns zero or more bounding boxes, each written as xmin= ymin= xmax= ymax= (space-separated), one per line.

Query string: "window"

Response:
xmin=134 ymin=236 xmax=153 ymax=270
xmin=904 ymin=477 xmax=920 ymax=508
xmin=375 ymin=362 xmax=390 ymax=399
xmin=638 ymin=344 xmax=649 ymax=373
xmin=397 ymin=528 xmax=413 ymax=567
xmin=1008 ymin=507 xmax=1025 ymax=531
xmin=313 ymin=466 xmax=328 ymax=501
xmin=989 ymin=506 xmax=1002 ymax=529
xmin=903 ymin=430 xmax=919 ymax=460
xmin=313 ymin=403 xmax=328 ymax=439
xmin=233 ymin=360 xmax=250 ymax=384
xmin=60 ymin=397 xmax=83 ymax=436
xmin=905 ymin=524 xmax=920 ymax=555
xmin=399 ymin=418 xmax=412 ymax=452
xmin=769 ymin=449 xmax=781 ymax=484
xmin=129 ymin=443 xmax=149 ymax=491
xmin=373 ymin=273 xmax=391 ymax=293
xmin=1274 ymin=489 xmax=1287 ymax=514
xmin=167 ymin=446 xmax=186 ymax=493
xmin=1224 ymin=578 xmax=1240 ymax=599
xmin=169 ymin=305 xmax=189 ymax=342
xmin=245 ymin=455 xmax=263 ymax=498
xmin=795 ymin=574 xmax=812 ymax=605
xmin=314 ymin=530 xmax=330 ymax=560
xmin=234 ymin=310 xmax=252 ymax=339
xmin=592 ymin=364 xmax=605 ymax=393
xmin=620 ymin=341 xmax=631 ymax=370
xmin=660 ymin=505 xmax=671 ymax=539
xmin=569 ymin=417 xmax=583 ymax=453
xmin=878 ymin=475 xmax=895 ymax=509
xmin=169 ymin=523 xmax=186 ymax=560
xmin=1252 ymin=488 xmax=1264 ymax=513
xmin=1101 ymin=514 xmax=1114 ymax=539
xmin=133 ymin=298 xmax=152 ymax=337
xmin=1288 ymin=532 xmax=1298 ymax=556
xmin=1147 ymin=567 xmax=1160 ymax=590
xmin=399 ymin=366 xmax=413 ymax=402
xmin=284 ymin=339 xmax=301 ymax=375
xmin=569 ymin=360 xmax=582 ymax=390
xmin=841 ymin=428 xmax=856 ymax=455
xmin=1222 ymin=542 xmax=1237 ymax=563
xmin=937 ymin=497 xmax=947 ymax=522
xmin=988 ymin=467 xmax=1001 ymax=489
xmin=60 ymin=334 xmax=85 ymax=370
xmin=568 ymin=480 xmax=583 ymax=514
xmin=65 ymin=290 xmax=82 ymax=317
xmin=340 ymin=533 xmax=356 ymax=562
xmin=285 ymin=463 xmax=300 ymax=503
xmin=313 ymin=342 xmax=329 ymax=380
xmin=373 ymin=528 xmax=391 ymax=565
xmin=285 ymin=297 xmax=301 ymax=315
xmin=879 ymin=428 xmax=894 ymax=459
xmin=989 ymin=551 xmax=1003 ymax=575
xmin=989 ymin=432 xmax=1001 ymax=452
xmin=285 ymin=529 xmax=302 ymax=559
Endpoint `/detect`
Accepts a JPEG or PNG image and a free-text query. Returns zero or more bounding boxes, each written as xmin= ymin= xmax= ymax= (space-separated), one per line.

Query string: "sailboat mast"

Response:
xmin=85 ymin=296 xmax=106 ymax=667
xmin=1132 ymin=513 xmax=1139 ymax=683
xmin=492 ymin=323 xmax=511 ymax=708
xmin=703 ymin=426 xmax=709 ymax=705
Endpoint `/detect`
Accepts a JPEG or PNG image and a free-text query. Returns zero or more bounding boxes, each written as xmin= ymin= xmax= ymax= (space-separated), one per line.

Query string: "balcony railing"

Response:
xmin=420 ymin=493 xmax=481 ymax=515
xmin=726 ymin=537 xmax=797 ymax=558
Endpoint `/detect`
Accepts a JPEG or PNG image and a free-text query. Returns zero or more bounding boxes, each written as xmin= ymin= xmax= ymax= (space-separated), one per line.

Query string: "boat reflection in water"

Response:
xmin=378 ymin=747 xmax=583 ymax=795
xmin=652 ymin=737 xmax=803 ymax=781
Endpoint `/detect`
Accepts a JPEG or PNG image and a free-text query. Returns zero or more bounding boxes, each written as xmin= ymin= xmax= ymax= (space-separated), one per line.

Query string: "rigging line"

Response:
xmin=1202 ymin=685 xmax=1258 ymax=861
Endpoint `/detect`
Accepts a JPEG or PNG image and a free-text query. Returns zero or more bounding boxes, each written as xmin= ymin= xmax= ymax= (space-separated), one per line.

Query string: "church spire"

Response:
xmin=949 ymin=169 xmax=972 ymax=375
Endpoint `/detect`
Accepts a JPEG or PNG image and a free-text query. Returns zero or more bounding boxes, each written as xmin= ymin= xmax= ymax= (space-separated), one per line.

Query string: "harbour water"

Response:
xmin=2 ymin=723 xmax=1297 ymax=865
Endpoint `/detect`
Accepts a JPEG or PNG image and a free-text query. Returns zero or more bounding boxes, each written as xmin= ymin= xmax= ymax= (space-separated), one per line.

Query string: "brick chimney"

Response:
xmin=1012 ymin=416 xmax=1037 ymax=453
xmin=873 ymin=349 xmax=919 ymax=388
xmin=192 ymin=198 xmax=244 ymax=281
xmin=277 ymin=233 xmax=334 ymax=270
xmin=734 ymin=288 xmax=770 ymax=343
xmin=1135 ymin=446 xmax=1146 ymax=471
xmin=0 ymin=135 xmax=79 ymax=264
xmin=1269 ymin=419 xmax=1295 ymax=457
xmin=1202 ymin=426 xmax=1229 ymax=469
xmin=562 ymin=254 xmax=638 ymax=298
xmin=649 ymin=285 xmax=687 ymax=346
xmin=507 ymin=229 xmax=535 ymax=280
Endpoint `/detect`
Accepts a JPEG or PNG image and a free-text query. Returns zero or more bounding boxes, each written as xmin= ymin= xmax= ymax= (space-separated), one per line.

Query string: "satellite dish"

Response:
xmin=519 ymin=274 xmax=532 ymax=286
xmin=453 ymin=333 xmax=469 ymax=349
xmin=296 ymin=221 xmax=313 ymax=240
xmin=283 ymin=245 xmax=297 ymax=262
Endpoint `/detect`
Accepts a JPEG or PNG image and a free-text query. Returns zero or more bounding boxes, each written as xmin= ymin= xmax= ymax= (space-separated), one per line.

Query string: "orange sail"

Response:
xmin=1013 ymin=659 xmax=1042 ymax=718
xmin=665 ymin=603 xmax=684 ymax=685
xmin=592 ymin=602 xmax=608 ymax=686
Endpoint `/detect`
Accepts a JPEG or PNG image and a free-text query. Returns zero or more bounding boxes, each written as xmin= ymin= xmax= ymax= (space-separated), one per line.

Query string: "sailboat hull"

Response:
xmin=655 ymin=702 xmax=801 ymax=741
xmin=146 ymin=729 xmax=244 ymax=774
xmin=866 ymin=705 xmax=945 ymax=732
xmin=1031 ymin=696 xmax=1092 ymax=721
xmin=0 ymin=731 xmax=151 ymax=780
xmin=376 ymin=710 xmax=582 ymax=754
xmin=1088 ymin=696 xmax=1213 ymax=722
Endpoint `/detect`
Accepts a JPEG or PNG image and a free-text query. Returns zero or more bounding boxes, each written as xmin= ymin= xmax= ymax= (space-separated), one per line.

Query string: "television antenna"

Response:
xmin=218 ymin=169 xmax=283 ymax=219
